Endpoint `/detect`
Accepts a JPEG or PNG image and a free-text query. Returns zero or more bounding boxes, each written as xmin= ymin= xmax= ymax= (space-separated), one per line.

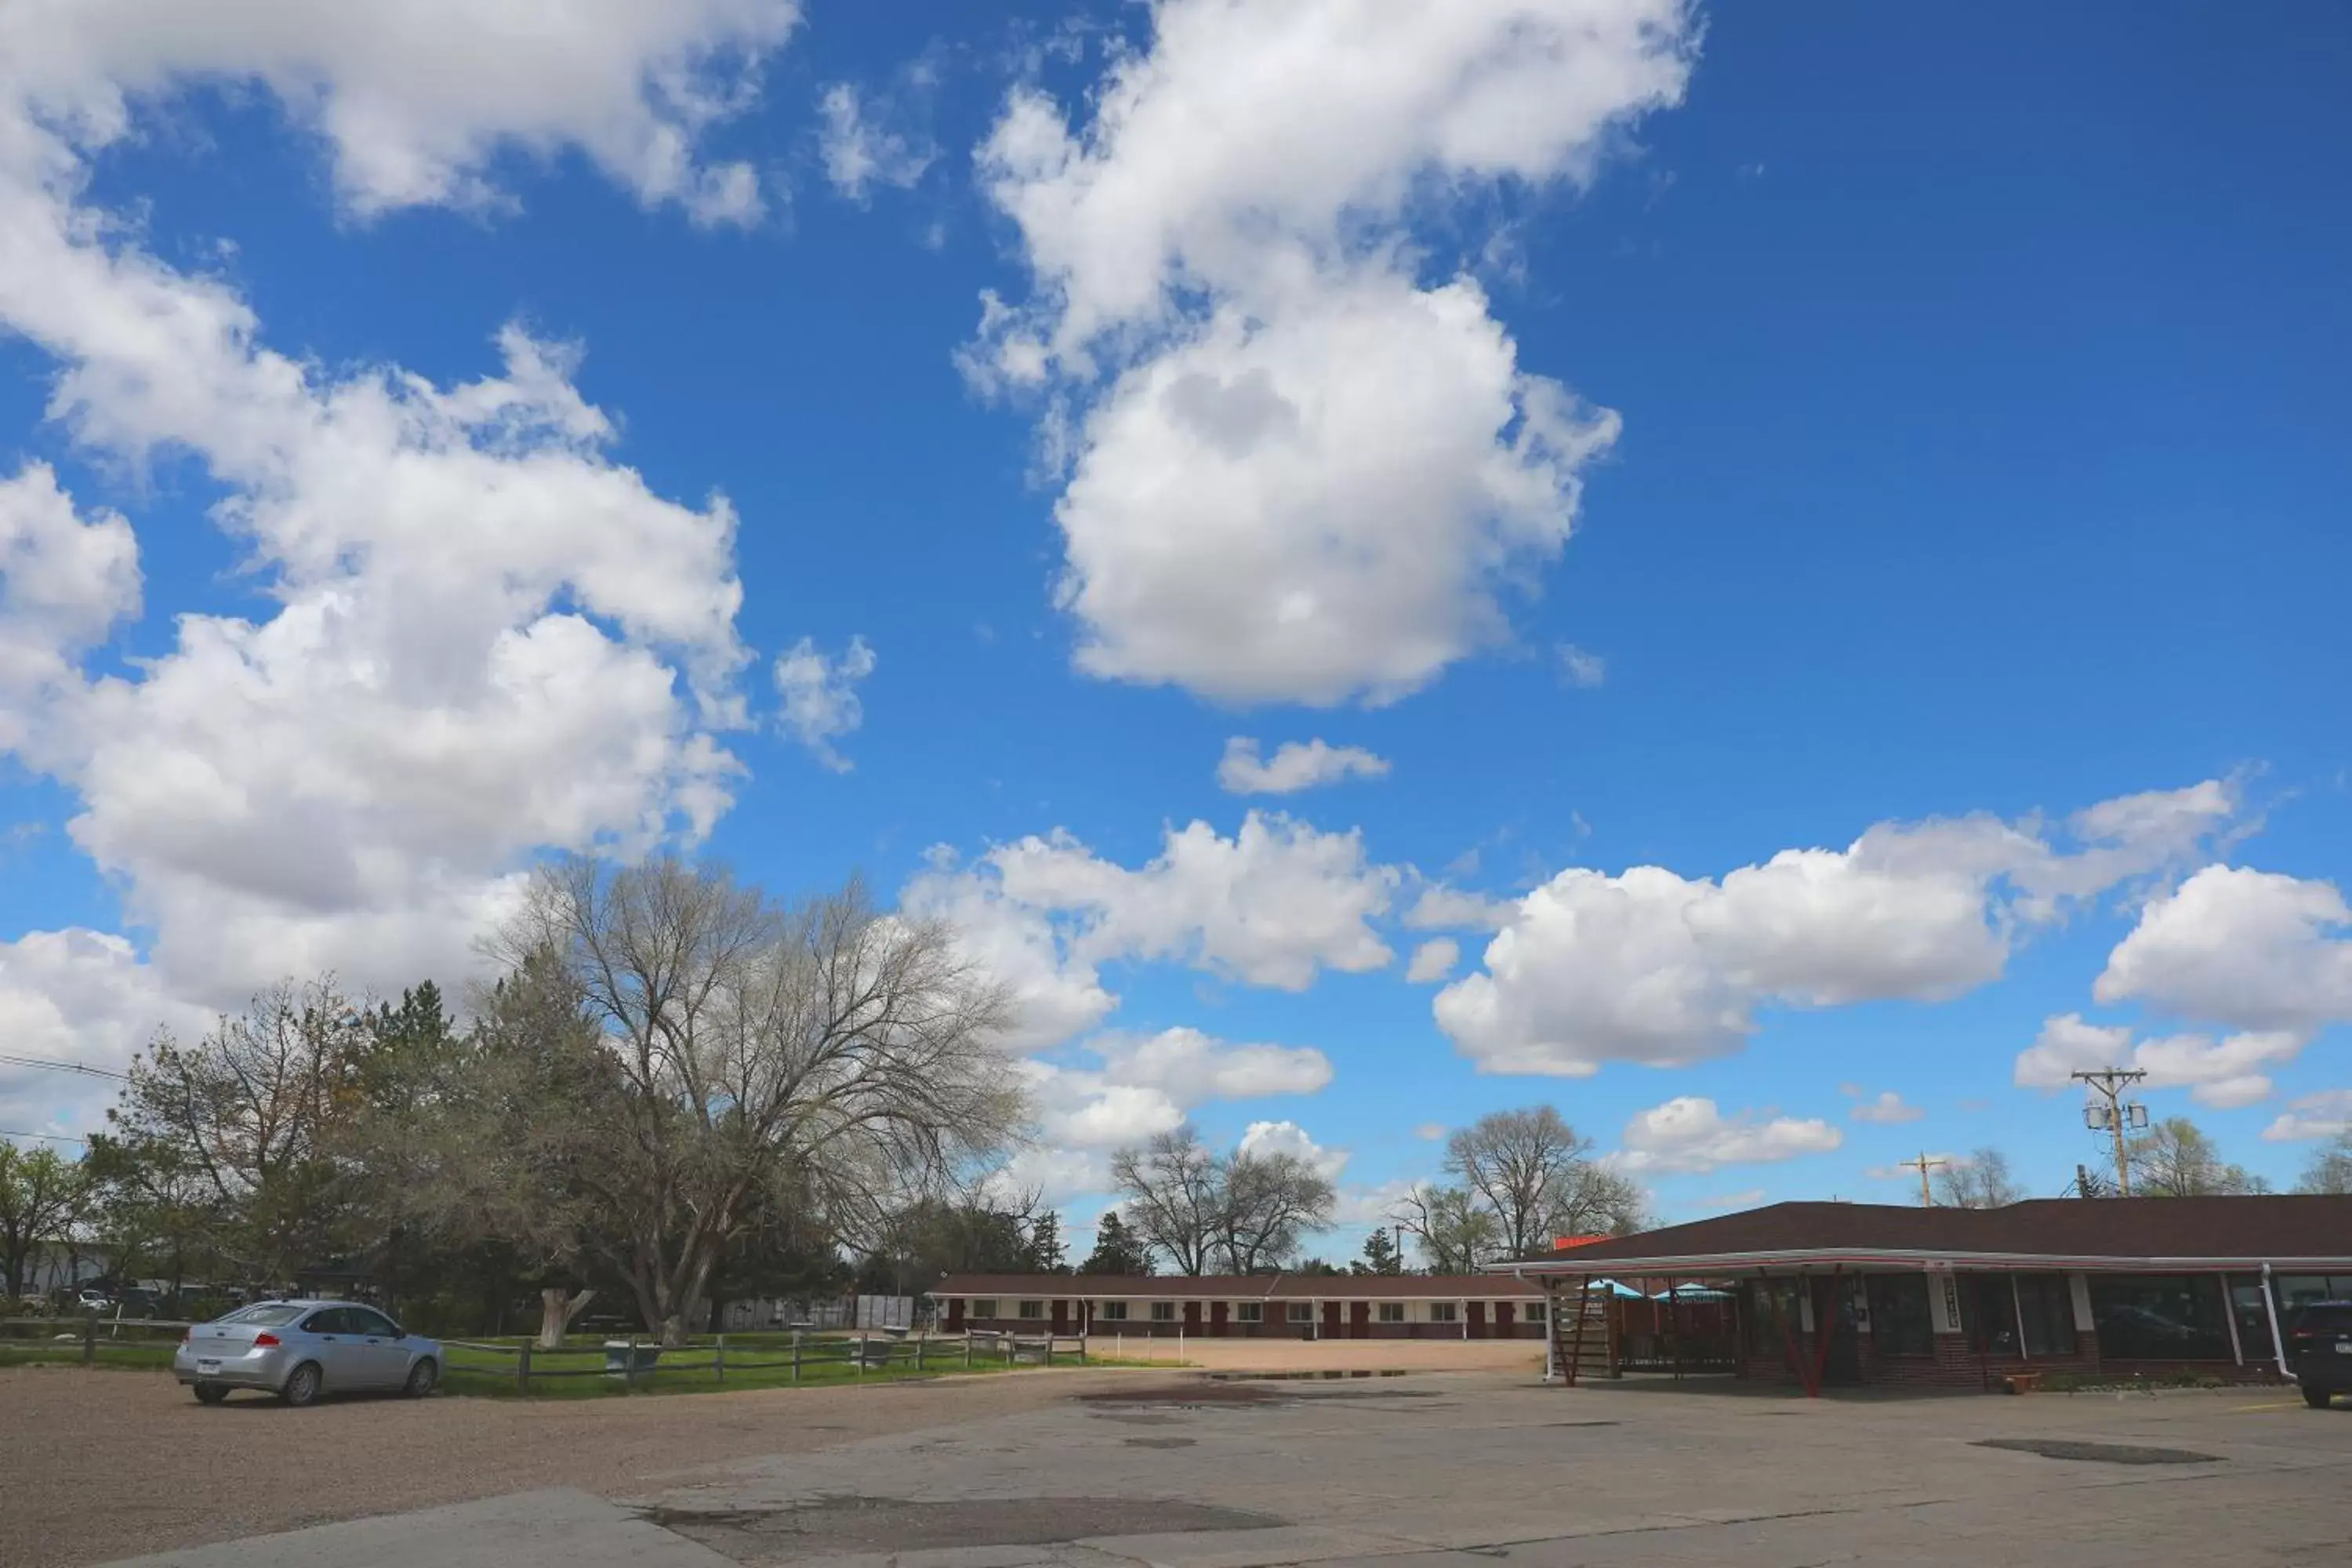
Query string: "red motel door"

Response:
xmin=1183 ymin=1301 xmax=1202 ymax=1334
xmin=1350 ymin=1301 xmax=1371 ymax=1339
xmin=1321 ymin=1301 xmax=1341 ymax=1338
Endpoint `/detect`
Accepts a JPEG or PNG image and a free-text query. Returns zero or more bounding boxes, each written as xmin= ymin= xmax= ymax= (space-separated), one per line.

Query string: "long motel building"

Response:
xmin=929 ymin=1273 xmax=1552 ymax=1339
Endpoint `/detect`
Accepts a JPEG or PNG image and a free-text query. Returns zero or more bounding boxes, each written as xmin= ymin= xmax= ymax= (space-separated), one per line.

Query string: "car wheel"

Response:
xmin=281 ymin=1362 xmax=324 ymax=1408
xmin=193 ymin=1382 xmax=229 ymax=1406
xmin=404 ymin=1357 xmax=439 ymax=1399
xmin=2302 ymin=1384 xmax=2335 ymax=1410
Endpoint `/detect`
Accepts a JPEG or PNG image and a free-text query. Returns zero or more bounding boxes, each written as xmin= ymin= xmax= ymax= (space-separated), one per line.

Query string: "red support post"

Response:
xmin=1806 ymin=1267 xmax=1843 ymax=1398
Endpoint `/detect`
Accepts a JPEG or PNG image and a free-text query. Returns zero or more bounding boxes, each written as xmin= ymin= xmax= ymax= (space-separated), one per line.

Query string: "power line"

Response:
xmin=0 ymin=1128 xmax=89 ymax=1146
xmin=0 ymin=1052 xmax=128 ymax=1082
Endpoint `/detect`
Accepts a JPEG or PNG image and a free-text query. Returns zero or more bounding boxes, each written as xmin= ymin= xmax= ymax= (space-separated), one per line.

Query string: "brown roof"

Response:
xmin=931 ymin=1272 xmax=1543 ymax=1301
xmin=1496 ymin=1196 xmax=2352 ymax=1274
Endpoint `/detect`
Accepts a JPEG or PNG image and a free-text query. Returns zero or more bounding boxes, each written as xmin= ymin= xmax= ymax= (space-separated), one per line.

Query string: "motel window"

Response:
xmin=1098 ymin=1301 xmax=1129 ymax=1321
xmin=1151 ymin=1301 xmax=1176 ymax=1322
xmin=1018 ymin=1300 xmax=1044 ymax=1319
xmin=1429 ymin=1302 xmax=1459 ymax=1323
xmin=1377 ymin=1303 xmax=1406 ymax=1323
xmin=971 ymin=1299 xmax=997 ymax=1319
xmin=1868 ymin=1276 xmax=1935 ymax=1357
xmin=2089 ymin=1276 xmax=2231 ymax=1362
xmin=1236 ymin=1302 xmax=1263 ymax=1323
xmin=1526 ymin=1301 xmax=1545 ymax=1323
xmin=1287 ymin=1303 xmax=1313 ymax=1323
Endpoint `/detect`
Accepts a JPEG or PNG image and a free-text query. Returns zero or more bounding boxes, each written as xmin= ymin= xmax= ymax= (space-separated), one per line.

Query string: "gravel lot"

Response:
xmin=0 ymin=1364 xmax=1142 ymax=1568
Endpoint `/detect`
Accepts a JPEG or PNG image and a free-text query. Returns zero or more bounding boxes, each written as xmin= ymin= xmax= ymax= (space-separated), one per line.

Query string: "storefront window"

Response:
xmin=2274 ymin=1276 xmax=2352 ymax=1312
xmin=2015 ymin=1276 xmax=2075 ymax=1357
xmin=1747 ymin=1280 xmax=1800 ymax=1356
xmin=2090 ymin=1276 xmax=2231 ymax=1361
xmin=1965 ymin=1276 xmax=2019 ymax=1356
xmin=1869 ymin=1275 xmax=1934 ymax=1356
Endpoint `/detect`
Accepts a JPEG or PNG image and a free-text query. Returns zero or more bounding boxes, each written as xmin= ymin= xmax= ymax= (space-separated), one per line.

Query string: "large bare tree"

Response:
xmin=488 ymin=856 xmax=1022 ymax=1344
xmin=1217 ymin=1149 xmax=1336 ymax=1273
xmin=1109 ymin=1127 xmax=1225 ymax=1276
xmin=1444 ymin=1106 xmax=1618 ymax=1256
xmin=1391 ymin=1184 xmax=1500 ymax=1273
xmin=1934 ymin=1148 xmax=2025 ymax=1208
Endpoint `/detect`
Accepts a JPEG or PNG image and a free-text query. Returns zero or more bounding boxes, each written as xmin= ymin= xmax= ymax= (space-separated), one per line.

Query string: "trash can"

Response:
xmin=603 ymin=1341 xmax=662 ymax=1377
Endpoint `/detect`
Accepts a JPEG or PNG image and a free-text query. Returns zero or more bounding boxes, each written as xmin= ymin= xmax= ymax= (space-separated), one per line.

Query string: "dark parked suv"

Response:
xmin=2287 ymin=1301 xmax=2352 ymax=1409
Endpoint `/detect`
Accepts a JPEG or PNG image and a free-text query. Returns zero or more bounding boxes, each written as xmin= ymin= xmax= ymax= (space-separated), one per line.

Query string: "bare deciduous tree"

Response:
xmin=1934 ymin=1148 xmax=2025 ymax=1209
xmin=1391 ymin=1184 xmax=1500 ymax=1274
xmin=1110 ymin=1127 xmax=1225 ymax=1276
xmin=2298 ymin=1134 xmax=2352 ymax=1196
xmin=1445 ymin=1107 xmax=1613 ymax=1256
xmin=485 ymin=856 xmax=1024 ymax=1344
xmin=1217 ymin=1150 xmax=1336 ymax=1273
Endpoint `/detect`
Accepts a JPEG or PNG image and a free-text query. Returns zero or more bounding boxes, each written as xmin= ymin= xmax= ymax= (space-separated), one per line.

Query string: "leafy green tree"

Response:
xmin=106 ymin=978 xmax=370 ymax=1290
xmin=1079 ymin=1210 xmax=1153 ymax=1276
xmin=0 ymin=1144 xmax=85 ymax=1302
xmin=1392 ymin=1184 xmax=1501 ymax=1273
xmin=2129 ymin=1117 xmax=2267 ymax=1196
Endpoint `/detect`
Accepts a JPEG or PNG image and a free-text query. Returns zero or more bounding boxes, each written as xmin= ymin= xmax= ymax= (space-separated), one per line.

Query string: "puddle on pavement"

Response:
xmin=1123 ymin=1436 xmax=1197 ymax=1448
xmin=1973 ymin=1438 xmax=2224 ymax=1466
xmin=637 ymin=1496 xmax=1283 ymax=1563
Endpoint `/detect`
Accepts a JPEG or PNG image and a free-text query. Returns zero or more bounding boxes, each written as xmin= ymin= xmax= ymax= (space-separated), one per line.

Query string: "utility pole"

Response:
xmin=2072 ymin=1068 xmax=2148 ymax=1197
xmin=1902 ymin=1152 xmax=1947 ymax=1207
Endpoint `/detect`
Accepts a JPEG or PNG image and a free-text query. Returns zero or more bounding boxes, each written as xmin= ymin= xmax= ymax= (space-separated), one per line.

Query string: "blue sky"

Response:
xmin=1 ymin=1 xmax=2347 ymax=1251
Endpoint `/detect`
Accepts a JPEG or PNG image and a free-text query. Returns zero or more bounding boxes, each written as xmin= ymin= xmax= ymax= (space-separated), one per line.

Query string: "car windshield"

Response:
xmin=220 ymin=1305 xmax=304 ymax=1327
xmin=2293 ymin=1304 xmax=2352 ymax=1333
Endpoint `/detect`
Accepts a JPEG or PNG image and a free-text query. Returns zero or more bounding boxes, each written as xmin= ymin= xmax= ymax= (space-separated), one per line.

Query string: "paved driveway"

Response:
xmin=82 ymin=1371 xmax=2352 ymax=1568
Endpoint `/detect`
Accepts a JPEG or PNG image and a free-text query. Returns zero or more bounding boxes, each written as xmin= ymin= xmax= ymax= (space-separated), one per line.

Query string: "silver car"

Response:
xmin=174 ymin=1299 xmax=442 ymax=1406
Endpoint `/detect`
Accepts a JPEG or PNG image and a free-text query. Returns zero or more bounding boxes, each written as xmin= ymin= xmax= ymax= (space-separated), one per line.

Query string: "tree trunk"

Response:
xmin=537 ymin=1287 xmax=596 ymax=1349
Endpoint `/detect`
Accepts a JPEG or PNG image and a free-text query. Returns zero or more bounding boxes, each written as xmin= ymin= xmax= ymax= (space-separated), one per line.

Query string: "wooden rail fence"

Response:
xmin=437 ymin=1330 xmax=1089 ymax=1395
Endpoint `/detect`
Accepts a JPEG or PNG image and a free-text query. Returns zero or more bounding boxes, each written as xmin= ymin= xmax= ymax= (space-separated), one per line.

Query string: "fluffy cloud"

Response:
xmin=774 ymin=636 xmax=876 ymax=772
xmin=1615 ymin=1097 xmax=1841 ymax=1174
xmin=1436 ymin=785 xmax=2239 ymax=1076
xmin=0 ymin=931 xmax=209 ymax=1137
xmin=2263 ymin=1090 xmax=2352 ymax=1144
xmin=816 ymin=81 xmax=936 ymax=201
xmin=971 ymin=0 xmax=1694 ymax=704
xmin=1217 ymin=737 xmax=1390 ymax=796
xmin=1403 ymin=884 xmax=1517 ymax=932
xmin=1848 ymin=1090 xmax=1922 ymax=1125
xmin=0 ymin=2 xmax=789 ymax=1130
xmin=907 ymin=812 xmax=1398 ymax=1047
xmin=0 ymin=464 xmax=139 ymax=754
xmin=2096 ymin=865 xmax=2352 ymax=1034
xmin=1557 ymin=644 xmax=1607 ymax=689
xmin=1025 ymin=1029 xmax=1332 ymax=1152
xmin=0 ymin=0 xmax=797 ymax=224
xmin=2016 ymin=1012 xmax=2307 ymax=1110
xmin=1237 ymin=1118 xmax=1349 ymax=1181
xmin=1406 ymin=938 xmax=1461 ymax=985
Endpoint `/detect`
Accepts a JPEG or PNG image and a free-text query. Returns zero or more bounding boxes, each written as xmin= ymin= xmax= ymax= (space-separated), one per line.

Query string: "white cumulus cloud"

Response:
xmin=816 ymin=81 xmax=937 ymax=201
xmin=969 ymin=0 xmax=1696 ymax=705
xmin=1616 ymin=1097 xmax=1842 ymax=1174
xmin=1238 ymin=1118 xmax=1349 ymax=1181
xmin=2096 ymin=865 xmax=2352 ymax=1035
xmin=1434 ymin=784 xmax=2241 ymax=1076
xmin=1557 ymin=644 xmax=1607 ymax=688
xmin=774 ymin=635 xmax=876 ymax=772
xmin=2263 ymin=1090 xmax=2352 ymax=1144
xmin=1406 ymin=938 xmax=1461 ymax=985
xmin=2015 ymin=1011 xmax=2307 ymax=1111
xmin=1848 ymin=1090 xmax=1923 ymax=1125
xmin=1218 ymin=737 xmax=1391 ymax=796
xmin=0 ymin=0 xmax=789 ymax=1133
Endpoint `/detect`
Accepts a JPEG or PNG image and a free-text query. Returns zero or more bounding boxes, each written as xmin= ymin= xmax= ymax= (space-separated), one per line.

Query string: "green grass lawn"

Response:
xmin=1 ymin=1327 xmax=1144 ymax=1398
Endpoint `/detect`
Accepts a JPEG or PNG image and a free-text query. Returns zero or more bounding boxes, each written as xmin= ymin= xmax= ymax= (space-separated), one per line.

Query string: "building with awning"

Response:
xmin=1497 ymin=1195 xmax=2352 ymax=1395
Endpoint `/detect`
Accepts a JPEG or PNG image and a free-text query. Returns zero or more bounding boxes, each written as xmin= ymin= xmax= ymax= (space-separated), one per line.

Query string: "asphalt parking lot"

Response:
xmin=21 ymin=1367 xmax=2352 ymax=1567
